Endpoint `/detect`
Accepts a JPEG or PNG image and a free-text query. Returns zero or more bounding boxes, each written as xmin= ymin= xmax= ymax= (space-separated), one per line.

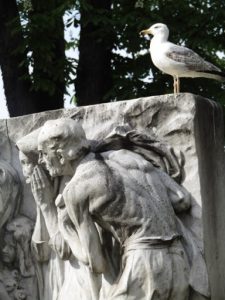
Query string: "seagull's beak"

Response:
xmin=139 ymin=28 xmax=152 ymax=36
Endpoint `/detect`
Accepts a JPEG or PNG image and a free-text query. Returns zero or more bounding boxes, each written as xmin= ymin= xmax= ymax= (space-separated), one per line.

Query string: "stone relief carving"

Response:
xmin=15 ymin=118 xmax=210 ymax=300
xmin=17 ymin=129 xmax=102 ymax=300
xmin=0 ymin=161 xmax=21 ymax=300
xmin=0 ymin=161 xmax=21 ymax=230
xmin=1 ymin=215 xmax=38 ymax=300
xmin=0 ymin=161 xmax=39 ymax=299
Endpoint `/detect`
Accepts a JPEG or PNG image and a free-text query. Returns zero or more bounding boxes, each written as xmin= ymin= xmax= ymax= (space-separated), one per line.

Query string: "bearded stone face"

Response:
xmin=38 ymin=145 xmax=64 ymax=177
xmin=37 ymin=118 xmax=90 ymax=178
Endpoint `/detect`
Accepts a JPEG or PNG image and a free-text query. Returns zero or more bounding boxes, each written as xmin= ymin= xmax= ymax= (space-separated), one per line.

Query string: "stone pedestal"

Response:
xmin=0 ymin=93 xmax=224 ymax=299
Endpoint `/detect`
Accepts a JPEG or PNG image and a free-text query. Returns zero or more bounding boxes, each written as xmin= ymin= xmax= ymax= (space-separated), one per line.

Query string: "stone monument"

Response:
xmin=0 ymin=93 xmax=224 ymax=299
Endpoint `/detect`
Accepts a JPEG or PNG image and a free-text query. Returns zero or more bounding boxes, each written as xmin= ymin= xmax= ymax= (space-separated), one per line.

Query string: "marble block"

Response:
xmin=0 ymin=93 xmax=224 ymax=300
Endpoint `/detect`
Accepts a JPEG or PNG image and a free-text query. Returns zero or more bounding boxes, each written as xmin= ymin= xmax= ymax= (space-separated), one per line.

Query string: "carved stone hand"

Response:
xmin=31 ymin=165 xmax=54 ymax=208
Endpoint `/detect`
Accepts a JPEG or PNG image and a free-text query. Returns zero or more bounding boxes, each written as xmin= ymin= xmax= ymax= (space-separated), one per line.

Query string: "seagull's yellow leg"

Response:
xmin=176 ymin=76 xmax=180 ymax=93
xmin=173 ymin=76 xmax=177 ymax=95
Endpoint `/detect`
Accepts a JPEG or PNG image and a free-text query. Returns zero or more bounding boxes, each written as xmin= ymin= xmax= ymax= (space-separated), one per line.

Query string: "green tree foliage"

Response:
xmin=0 ymin=0 xmax=74 ymax=116
xmin=108 ymin=0 xmax=225 ymax=104
xmin=1 ymin=0 xmax=225 ymax=116
xmin=74 ymin=0 xmax=113 ymax=106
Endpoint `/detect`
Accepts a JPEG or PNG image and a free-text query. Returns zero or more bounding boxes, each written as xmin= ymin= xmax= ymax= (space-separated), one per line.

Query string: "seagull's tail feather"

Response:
xmin=198 ymin=70 xmax=225 ymax=82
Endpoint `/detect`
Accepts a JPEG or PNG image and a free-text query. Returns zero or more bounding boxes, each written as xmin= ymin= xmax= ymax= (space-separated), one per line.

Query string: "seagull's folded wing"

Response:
xmin=166 ymin=45 xmax=221 ymax=73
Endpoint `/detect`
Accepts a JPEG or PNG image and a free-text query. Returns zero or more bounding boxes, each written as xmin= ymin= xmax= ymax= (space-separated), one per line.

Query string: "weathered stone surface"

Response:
xmin=0 ymin=93 xmax=224 ymax=299
xmin=195 ymin=99 xmax=225 ymax=300
xmin=0 ymin=95 xmax=206 ymax=218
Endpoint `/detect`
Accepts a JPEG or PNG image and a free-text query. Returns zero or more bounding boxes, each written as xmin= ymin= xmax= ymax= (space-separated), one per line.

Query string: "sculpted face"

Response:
xmin=38 ymin=144 xmax=64 ymax=177
xmin=2 ymin=234 xmax=16 ymax=264
xmin=7 ymin=216 xmax=33 ymax=239
xmin=38 ymin=119 xmax=90 ymax=177
xmin=19 ymin=151 xmax=35 ymax=183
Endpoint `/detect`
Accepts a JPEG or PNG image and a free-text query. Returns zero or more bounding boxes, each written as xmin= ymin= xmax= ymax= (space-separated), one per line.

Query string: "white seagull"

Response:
xmin=140 ymin=23 xmax=225 ymax=94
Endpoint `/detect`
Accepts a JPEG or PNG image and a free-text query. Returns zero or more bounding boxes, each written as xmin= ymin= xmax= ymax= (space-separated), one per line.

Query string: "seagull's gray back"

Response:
xmin=166 ymin=45 xmax=221 ymax=73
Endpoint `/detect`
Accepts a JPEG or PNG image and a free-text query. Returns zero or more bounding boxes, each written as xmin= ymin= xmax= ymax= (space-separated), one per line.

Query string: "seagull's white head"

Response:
xmin=140 ymin=23 xmax=169 ymax=40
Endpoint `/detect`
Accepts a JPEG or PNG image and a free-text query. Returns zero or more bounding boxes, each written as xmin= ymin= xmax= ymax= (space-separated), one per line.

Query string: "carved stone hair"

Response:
xmin=16 ymin=128 xmax=41 ymax=162
xmin=38 ymin=118 xmax=90 ymax=160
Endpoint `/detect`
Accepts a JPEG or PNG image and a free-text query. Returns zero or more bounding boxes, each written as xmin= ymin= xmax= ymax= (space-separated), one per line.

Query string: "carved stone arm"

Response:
xmin=63 ymin=180 xmax=106 ymax=273
xmin=31 ymin=166 xmax=59 ymax=237
xmin=32 ymin=206 xmax=51 ymax=262
xmin=157 ymin=168 xmax=191 ymax=213
xmin=56 ymin=202 xmax=87 ymax=263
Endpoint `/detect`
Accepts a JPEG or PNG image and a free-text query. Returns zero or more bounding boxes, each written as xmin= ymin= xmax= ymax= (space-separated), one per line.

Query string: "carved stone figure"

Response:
xmin=0 ymin=232 xmax=19 ymax=300
xmin=0 ymin=161 xmax=22 ymax=300
xmin=17 ymin=131 xmax=66 ymax=300
xmin=0 ymin=161 xmax=21 ymax=230
xmin=0 ymin=215 xmax=38 ymax=300
xmin=36 ymin=118 xmax=210 ymax=300
xmin=17 ymin=130 xmax=102 ymax=300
